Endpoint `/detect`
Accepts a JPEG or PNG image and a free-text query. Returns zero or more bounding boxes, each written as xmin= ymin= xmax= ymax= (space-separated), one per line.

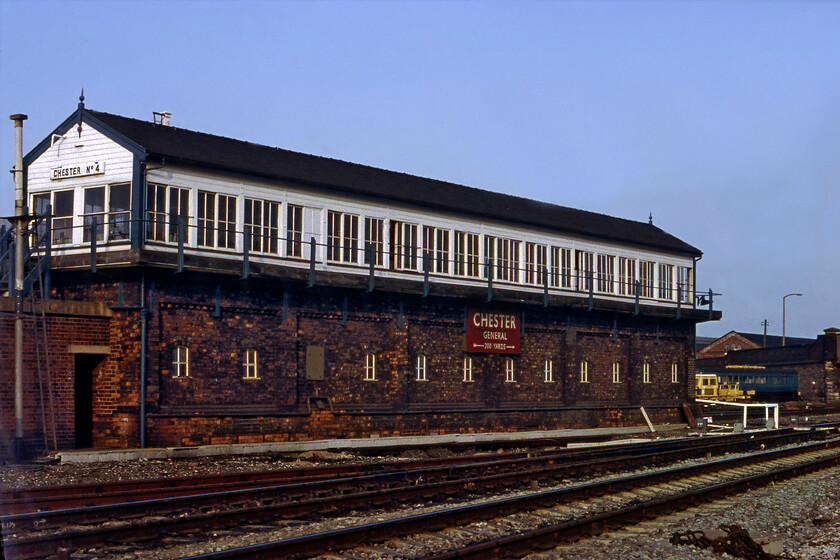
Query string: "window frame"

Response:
xmin=642 ymin=361 xmax=651 ymax=384
xmin=462 ymin=356 xmax=474 ymax=382
xmin=544 ymin=359 xmax=553 ymax=383
xmin=504 ymin=357 xmax=515 ymax=383
xmin=243 ymin=348 xmax=259 ymax=379
xmin=173 ymin=346 xmax=190 ymax=378
xmin=415 ymin=354 xmax=427 ymax=381
xmin=579 ymin=360 xmax=589 ymax=383
xmin=364 ymin=352 xmax=376 ymax=381
xmin=612 ymin=361 xmax=621 ymax=384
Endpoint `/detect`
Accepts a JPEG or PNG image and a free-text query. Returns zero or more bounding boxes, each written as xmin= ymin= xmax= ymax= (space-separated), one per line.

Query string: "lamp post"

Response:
xmin=782 ymin=293 xmax=802 ymax=346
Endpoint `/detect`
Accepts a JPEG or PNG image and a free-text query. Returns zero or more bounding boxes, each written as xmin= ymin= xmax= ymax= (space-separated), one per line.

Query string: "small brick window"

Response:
xmin=463 ymin=356 xmax=474 ymax=382
xmin=671 ymin=362 xmax=679 ymax=383
xmin=612 ymin=361 xmax=621 ymax=383
xmin=244 ymin=349 xmax=258 ymax=379
xmin=504 ymin=358 xmax=515 ymax=383
xmin=173 ymin=346 xmax=189 ymax=378
xmin=544 ymin=359 xmax=553 ymax=383
xmin=416 ymin=354 xmax=427 ymax=381
xmin=579 ymin=360 xmax=589 ymax=383
xmin=364 ymin=352 xmax=376 ymax=381
xmin=642 ymin=361 xmax=651 ymax=384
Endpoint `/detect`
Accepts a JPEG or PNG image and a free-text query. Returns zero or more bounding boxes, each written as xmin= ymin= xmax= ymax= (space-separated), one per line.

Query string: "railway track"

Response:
xmin=180 ymin=438 xmax=840 ymax=560
xmin=0 ymin=429 xmax=829 ymax=559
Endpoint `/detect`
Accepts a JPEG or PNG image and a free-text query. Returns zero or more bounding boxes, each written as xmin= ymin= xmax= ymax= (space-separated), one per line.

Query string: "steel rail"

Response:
xmin=0 ymin=428 xmax=811 ymax=515
xmin=126 ymin=440 xmax=840 ymax=560
xmin=0 ymin=431 xmax=825 ymax=559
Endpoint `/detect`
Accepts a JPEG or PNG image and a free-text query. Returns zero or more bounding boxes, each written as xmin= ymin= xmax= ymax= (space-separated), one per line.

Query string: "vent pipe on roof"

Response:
xmin=153 ymin=111 xmax=172 ymax=126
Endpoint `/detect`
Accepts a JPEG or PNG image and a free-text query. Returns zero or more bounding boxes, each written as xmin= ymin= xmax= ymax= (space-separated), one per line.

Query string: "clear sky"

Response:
xmin=1 ymin=0 xmax=837 ymax=340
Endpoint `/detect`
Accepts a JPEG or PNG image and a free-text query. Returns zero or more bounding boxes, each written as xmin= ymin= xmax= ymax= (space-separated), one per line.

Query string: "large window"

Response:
xmin=639 ymin=261 xmax=655 ymax=298
xmin=454 ymin=231 xmax=480 ymax=277
xmin=245 ymin=198 xmax=280 ymax=254
xmin=146 ymin=183 xmax=167 ymax=242
xmin=677 ymin=266 xmax=692 ymax=303
xmin=197 ymin=191 xmax=236 ymax=249
xmin=390 ymin=221 xmax=418 ymax=271
xmin=576 ymin=250 xmax=594 ymax=291
xmin=365 ymin=217 xmax=385 ymax=266
xmin=33 ymin=190 xmax=74 ymax=245
xmin=618 ymin=257 xmax=636 ymax=296
xmin=550 ymin=246 xmax=572 ymax=288
xmin=168 ymin=186 xmax=190 ymax=244
xmin=83 ymin=186 xmax=105 ymax=243
xmin=525 ymin=242 xmax=547 ymax=285
xmin=488 ymin=237 xmax=520 ymax=282
xmin=659 ymin=264 xmax=674 ymax=300
xmin=597 ymin=254 xmax=615 ymax=293
xmin=108 ymin=183 xmax=131 ymax=242
xmin=423 ymin=226 xmax=450 ymax=274
xmin=327 ymin=211 xmax=359 ymax=263
xmin=286 ymin=204 xmax=303 ymax=257
xmin=146 ymin=184 xmax=189 ymax=244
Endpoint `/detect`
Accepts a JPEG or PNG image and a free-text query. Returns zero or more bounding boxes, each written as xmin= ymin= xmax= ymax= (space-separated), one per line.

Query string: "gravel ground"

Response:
xmin=2 ymin=433 xmax=839 ymax=559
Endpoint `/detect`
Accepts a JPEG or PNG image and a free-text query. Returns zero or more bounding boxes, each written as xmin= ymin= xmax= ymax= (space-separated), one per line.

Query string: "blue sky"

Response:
xmin=1 ymin=0 xmax=837 ymax=340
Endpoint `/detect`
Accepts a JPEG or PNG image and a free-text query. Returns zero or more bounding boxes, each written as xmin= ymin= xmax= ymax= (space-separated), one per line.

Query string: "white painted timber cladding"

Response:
xmin=27 ymin=123 xmax=134 ymax=193
xmin=32 ymin=119 xmax=696 ymax=307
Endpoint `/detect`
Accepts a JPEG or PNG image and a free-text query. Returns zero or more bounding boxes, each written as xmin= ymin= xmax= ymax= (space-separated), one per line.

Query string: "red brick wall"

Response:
xmin=0 ymin=299 xmax=111 ymax=458
xmin=42 ymin=270 xmax=698 ymax=449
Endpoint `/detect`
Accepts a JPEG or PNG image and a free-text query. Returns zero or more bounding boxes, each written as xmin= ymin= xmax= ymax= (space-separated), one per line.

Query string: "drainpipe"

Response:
xmin=138 ymin=160 xmax=163 ymax=449
xmin=140 ymin=274 xmax=148 ymax=448
xmin=10 ymin=114 xmax=28 ymax=461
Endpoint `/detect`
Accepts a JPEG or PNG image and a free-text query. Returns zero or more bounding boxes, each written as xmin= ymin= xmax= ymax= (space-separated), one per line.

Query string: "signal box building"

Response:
xmin=1 ymin=101 xmax=721 ymax=452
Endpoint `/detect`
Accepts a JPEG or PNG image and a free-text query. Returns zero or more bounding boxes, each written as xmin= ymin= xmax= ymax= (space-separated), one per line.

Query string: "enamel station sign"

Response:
xmin=464 ymin=310 xmax=521 ymax=354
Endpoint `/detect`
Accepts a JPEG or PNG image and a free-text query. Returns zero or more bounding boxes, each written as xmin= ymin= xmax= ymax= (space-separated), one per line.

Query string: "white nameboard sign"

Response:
xmin=51 ymin=161 xmax=106 ymax=180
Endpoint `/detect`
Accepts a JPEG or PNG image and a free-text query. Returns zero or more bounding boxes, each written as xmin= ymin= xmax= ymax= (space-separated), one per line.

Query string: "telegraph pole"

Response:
xmin=10 ymin=113 xmax=28 ymax=461
xmin=761 ymin=319 xmax=769 ymax=348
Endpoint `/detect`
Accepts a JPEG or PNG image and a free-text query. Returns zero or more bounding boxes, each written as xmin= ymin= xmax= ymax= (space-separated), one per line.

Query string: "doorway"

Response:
xmin=74 ymin=354 xmax=103 ymax=448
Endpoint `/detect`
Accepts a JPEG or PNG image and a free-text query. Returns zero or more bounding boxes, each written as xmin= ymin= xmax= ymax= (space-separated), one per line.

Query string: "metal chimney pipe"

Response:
xmin=10 ymin=113 xmax=28 ymax=461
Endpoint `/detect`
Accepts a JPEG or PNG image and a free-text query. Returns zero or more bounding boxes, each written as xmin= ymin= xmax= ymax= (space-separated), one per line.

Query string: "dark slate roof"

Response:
xmin=736 ymin=332 xmax=816 ymax=348
xmin=85 ymin=109 xmax=701 ymax=256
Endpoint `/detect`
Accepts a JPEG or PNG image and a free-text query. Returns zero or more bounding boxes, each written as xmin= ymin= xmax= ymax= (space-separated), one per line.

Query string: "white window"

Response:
xmin=576 ymin=250 xmax=594 ymax=291
xmin=463 ymin=356 xmax=474 ymax=382
xmin=245 ymin=198 xmax=280 ymax=254
xmin=169 ymin=187 xmax=191 ymax=244
xmin=244 ymin=349 xmax=258 ymax=379
xmin=423 ymin=226 xmax=450 ymax=274
xmin=544 ymin=359 xmax=553 ymax=383
xmin=612 ymin=361 xmax=621 ymax=384
xmin=390 ymin=221 xmax=418 ymax=271
xmin=364 ymin=352 xmax=376 ymax=381
xmin=525 ymin=242 xmax=547 ymax=285
xmin=618 ymin=257 xmax=636 ymax=296
xmin=671 ymin=362 xmax=679 ymax=383
xmin=639 ymin=261 xmax=655 ymax=298
xmin=327 ymin=211 xmax=359 ymax=263
xmin=580 ymin=360 xmax=589 ymax=383
xmin=173 ymin=346 xmax=189 ymax=378
xmin=365 ymin=217 xmax=385 ymax=266
xmin=598 ymin=254 xmax=615 ymax=294
xmin=196 ymin=190 xmax=235 ymax=249
xmin=33 ymin=190 xmax=74 ymax=245
xmin=505 ymin=358 xmax=515 ymax=383
xmin=550 ymin=246 xmax=572 ymax=288
xmin=658 ymin=264 xmax=674 ymax=300
xmin=496 ymin=238 xmax=520 ymax=282
xmin=677 ymin=266 xmax=692 ymax=303
xmin=643 ymin=361 xmax=651 ymax=384
xmin=416 ymin=354 xmax=427 ymax=381
xmin=286 ymin=204 xmax=304 ymax=257
xmin=454 ymin=231 xmax=480 ymax=277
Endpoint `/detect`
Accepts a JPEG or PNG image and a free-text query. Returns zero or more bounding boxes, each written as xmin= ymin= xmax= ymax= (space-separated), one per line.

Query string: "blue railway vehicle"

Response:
xmin=696 ymin=367 xmax=799 ymax=402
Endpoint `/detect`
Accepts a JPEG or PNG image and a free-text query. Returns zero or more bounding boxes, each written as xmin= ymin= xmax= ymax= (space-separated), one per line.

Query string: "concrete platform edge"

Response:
xmin=57 ymin=424 xmax=688 ymax=464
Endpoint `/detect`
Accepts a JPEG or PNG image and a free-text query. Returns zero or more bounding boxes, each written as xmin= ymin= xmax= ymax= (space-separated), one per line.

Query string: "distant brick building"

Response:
xmin=698 ymin=330 xmax=815 ymax=359
xmin=1 ymin=101 xmax=721 ymax=453
xmin=697 ymin=329 xmax=840 ymax=403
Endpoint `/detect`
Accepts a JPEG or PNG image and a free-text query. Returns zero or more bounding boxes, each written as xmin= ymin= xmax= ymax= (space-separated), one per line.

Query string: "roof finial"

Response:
xmin=77 ymin=88 xmax=85 ymax=138
xmin=648 ymin=212 xmax=653 ymax=225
